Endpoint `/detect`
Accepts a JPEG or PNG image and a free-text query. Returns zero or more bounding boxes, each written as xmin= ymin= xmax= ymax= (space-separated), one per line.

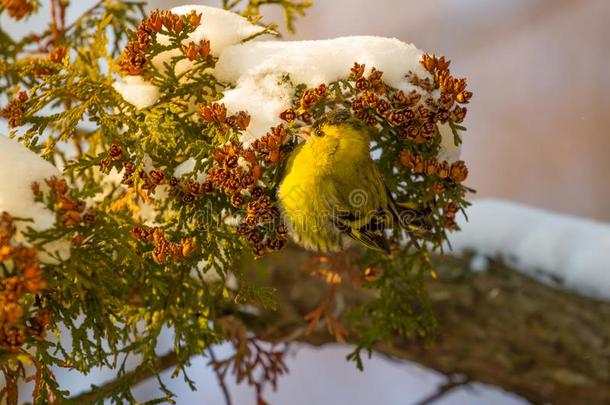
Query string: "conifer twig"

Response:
xmin=208 ymin=346 xmax=233 ymax=405
xmin=69 ymin=351 xmax=180 ymax=404
xmin=63 ymin=0 xmax=106 ymax=32
xmin=410 ymin=375 xmax=470 ymax=405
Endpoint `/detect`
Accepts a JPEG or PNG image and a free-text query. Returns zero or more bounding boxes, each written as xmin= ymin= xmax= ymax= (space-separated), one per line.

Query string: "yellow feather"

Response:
xmin=278 ymin=120 xmax=391 ymax=252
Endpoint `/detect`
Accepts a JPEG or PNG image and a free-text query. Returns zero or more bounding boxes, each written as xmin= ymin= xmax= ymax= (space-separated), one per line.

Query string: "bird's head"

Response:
xmin=296 ymin=109 xmax=368 ymax=143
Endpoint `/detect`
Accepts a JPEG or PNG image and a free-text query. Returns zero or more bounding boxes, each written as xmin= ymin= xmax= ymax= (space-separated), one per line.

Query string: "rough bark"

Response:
xmin=252 ymin=249 xmax=610 ymax=405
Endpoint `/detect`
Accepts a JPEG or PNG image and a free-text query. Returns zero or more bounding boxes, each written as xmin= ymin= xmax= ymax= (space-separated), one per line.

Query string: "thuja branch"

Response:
xmin=63 ymin=0 xmax=105 ymax=31
xmin=68 ymin=351 xmax=180 ymax=404
xmin=0 ymin=1 xmax=476 ymax=403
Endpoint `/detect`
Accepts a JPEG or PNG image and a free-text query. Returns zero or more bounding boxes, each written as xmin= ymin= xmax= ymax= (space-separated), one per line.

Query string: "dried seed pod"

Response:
xmin=182 ymin=193 xmax=195 ymax=204
xmin=251 ymin=186 xmax=265 ymax=199
xmin=426 ymin=159 xmax=439 ymax=176
xmin=351 ymin=62 xmax=365 ymax=79
xmin=450 ymin=160 xmax=468 ymax=182
xmin=280 ymin=108 xmax=296 ymax=122
xmin=399 ymin=150 xmax=414 ymax=167
xmin=300 ymin=89 xmax=318 ymax=110
xmin=149 ymin=170 xmax=165 ymax=185
xmin=456 ymin=90 xmax=473 ymax=104
xmin=438 ymin=161 xmax=450 ymax=179
xmin=451 ymin=105 xmax=467 ymax=123
xmin=109 ymin=144 xmax=124 ymax=160
xmin=230 ymin=194 xmax=245 ymax=207
xmin=412 ymin=155 xmax=426 ymax=173
xmin=355 ymin=77 xmax=371 ymax=91
xmin=181 ymin=238 xmax=197 ymax=258
xmin=236 ymin=223 xmax=251 ymax=235
xmin=276 ymin=223 xmax=289 ymax=237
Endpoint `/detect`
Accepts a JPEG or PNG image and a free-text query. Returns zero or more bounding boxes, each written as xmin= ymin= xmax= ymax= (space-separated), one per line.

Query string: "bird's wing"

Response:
xmin=332 ymin=209 xmax=391 ymax=254
xmin=329 ymin=184 xmax=432 ymax=253
xmin=325 ymin=170 xmax=392 ymax=254
xmin=384 ymin=185 xmax=433 ymax=234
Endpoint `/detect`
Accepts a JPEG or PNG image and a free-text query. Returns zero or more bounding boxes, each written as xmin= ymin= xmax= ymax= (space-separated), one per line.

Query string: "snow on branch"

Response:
xmin=113 ymin=6 xmax=461 ymax=162
xmin=449 ymin=199 xmax=610 ymax=301
xmin=0 ymin=136 xmax=70 ymax=261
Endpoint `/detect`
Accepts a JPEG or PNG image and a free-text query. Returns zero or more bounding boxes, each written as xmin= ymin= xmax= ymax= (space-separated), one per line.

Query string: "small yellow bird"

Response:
xmin=278 ymin=109 xmax=428 ymax=253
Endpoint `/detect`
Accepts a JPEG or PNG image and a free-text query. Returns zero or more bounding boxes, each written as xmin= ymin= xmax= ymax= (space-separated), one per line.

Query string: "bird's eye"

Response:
xmin=315 ymin=128 xmax=324 ymax=137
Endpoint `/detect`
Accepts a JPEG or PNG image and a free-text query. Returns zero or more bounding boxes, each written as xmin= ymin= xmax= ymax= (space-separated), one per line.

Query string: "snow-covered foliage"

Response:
xmin=0 ymin=136 xmax=70 ymax=260
xmin=0 ymin=136 xmax=58 ymax=230
xmin=0 ymin=2 xmax=474 ymax=402
xmin=112 ymin=75 xmax=160 ymax=110
xmin=449 ymin=199 xmax=610 ymax=301
xmin=215 ymin=36 xmax=459 ymax=152
xmin=166 ymin=5 xmax=266 ymax=56
xmin=113 ymin=5 xmax=461 ymax=159
xmin=113 ymin=5 xmax=268 ymax=109
xmin=215 ymin=37 xmax=425 ymax=140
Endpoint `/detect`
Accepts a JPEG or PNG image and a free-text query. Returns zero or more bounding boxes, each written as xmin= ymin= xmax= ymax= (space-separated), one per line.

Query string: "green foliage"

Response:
xmin=222 ymin=0 xmax=312 ymax=33
xmin=277 ymin=70 xmax=470 ymax=366
xmin=0 ymin=1 xmax=470 ymax=404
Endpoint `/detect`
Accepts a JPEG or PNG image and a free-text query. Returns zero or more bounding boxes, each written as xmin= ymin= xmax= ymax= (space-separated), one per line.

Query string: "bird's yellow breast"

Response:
xmin=277 ymin=123 xmax=384 ymax=251
xmin=279 ymin=124 xmax=370 ymax=212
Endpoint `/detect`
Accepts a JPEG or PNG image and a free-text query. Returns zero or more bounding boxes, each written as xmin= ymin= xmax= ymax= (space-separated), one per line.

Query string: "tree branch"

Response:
xmin=208 ymin=347 xmax=233 ymax=405
xmin=411 ymin=375 xmax=470 ymax=405
xmin=69 ymin=351 xmax=180 ymax=404
xmin=68 ymin=249 xmax=610 ymax=405
xmin=249 ymin=249 xmax=610 ymax=405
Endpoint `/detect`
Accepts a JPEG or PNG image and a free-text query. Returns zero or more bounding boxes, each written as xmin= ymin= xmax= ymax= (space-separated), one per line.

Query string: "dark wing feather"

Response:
xmin=385 ymin=185 xmax=432 ymax=233
xmin=332 ymin=209 xmax=391 ymax=254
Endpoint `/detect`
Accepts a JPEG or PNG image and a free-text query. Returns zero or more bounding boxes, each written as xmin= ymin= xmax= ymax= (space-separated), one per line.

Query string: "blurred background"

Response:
xmin=5 ymin=0 xmax=610 ymax=403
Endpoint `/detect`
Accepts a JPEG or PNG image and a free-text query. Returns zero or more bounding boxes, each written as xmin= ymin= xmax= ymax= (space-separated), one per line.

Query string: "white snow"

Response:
xmin=168 ymin=5 xmax=266 ymax=57
xmin=113 ymin=76 xmax=160 ymax=110
xmin=0 ymin=136 xmax=70 ymax=260
xmin=437 ymin=123 xmax=461 ymax=163
xmin=469 ymin=254 xmax=489 ymax=273
xmin=448 ymin=199 xmax=610 ymax=301
xmin=216 ymin=36 xmax=428 ymax=88
xmin=174 ymin=157 xmax=207 ymax=182
xmin=214 ymin=36 xmax=432 ymax=145
xmin=219 ymin=72 xmax=294 ymax=145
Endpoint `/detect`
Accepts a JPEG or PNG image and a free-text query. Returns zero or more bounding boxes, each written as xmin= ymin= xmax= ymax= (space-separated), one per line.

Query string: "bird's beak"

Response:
xmin=296 ymin=126 xmax=312 ymax=141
